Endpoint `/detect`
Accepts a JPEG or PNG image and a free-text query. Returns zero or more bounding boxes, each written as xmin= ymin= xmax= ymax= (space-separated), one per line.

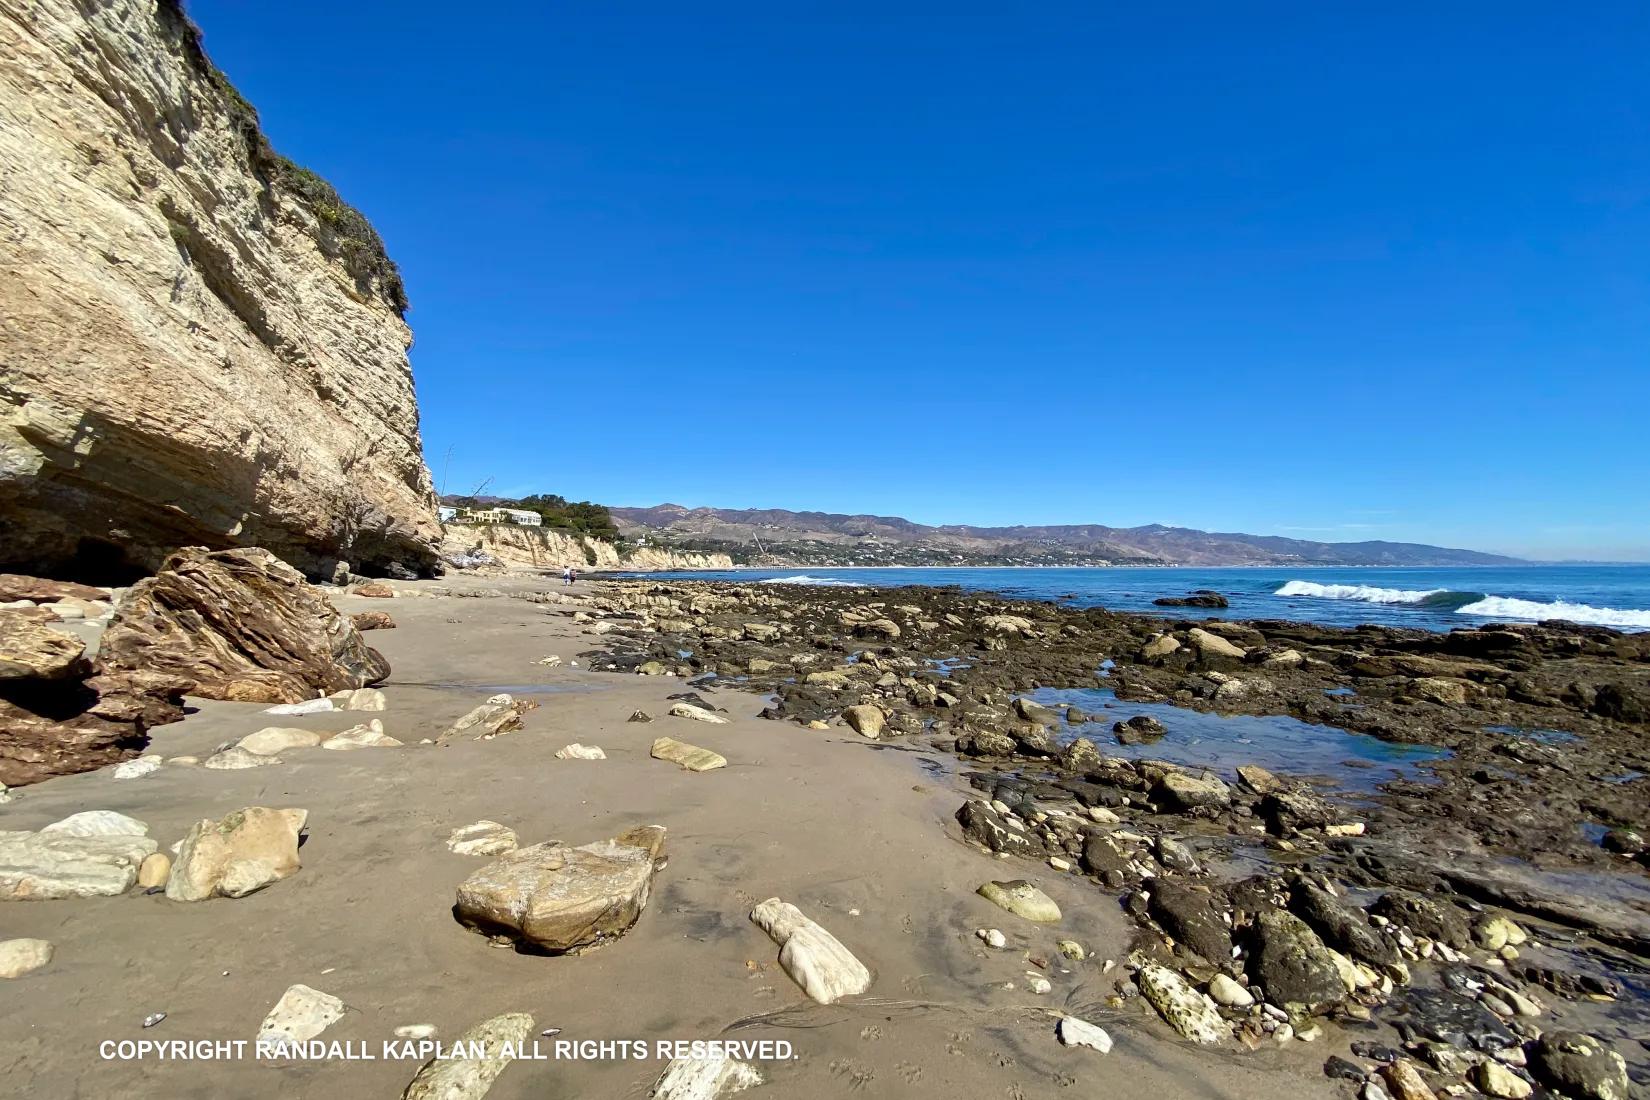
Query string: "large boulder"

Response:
xmin=455 ymin=826 xmax=666 ymax=953
xmin=99 ymin=547 xmax=389 ymax=704
xmin=1 ymin=663 xmax=190 ymax=786
xmin=1249 ymin=909 xmax=1345 ymax=1008
xmin=1528 ymin=1032 xmax=1629 ymax=1100
xmin=165 ymin=807 xmax=308 ymax=901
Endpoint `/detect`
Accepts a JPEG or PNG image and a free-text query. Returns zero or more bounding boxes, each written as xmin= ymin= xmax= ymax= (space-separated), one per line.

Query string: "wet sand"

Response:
xmin=0 ymin=571 xmax=1339 ymax=1098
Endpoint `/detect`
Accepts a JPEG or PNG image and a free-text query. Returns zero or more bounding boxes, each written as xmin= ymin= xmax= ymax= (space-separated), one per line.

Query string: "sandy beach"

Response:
xmin=0 ymin=570 xmax=1352 ymax=1098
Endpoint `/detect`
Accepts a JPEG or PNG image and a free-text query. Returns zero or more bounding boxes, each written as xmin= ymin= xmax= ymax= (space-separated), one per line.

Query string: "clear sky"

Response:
xmin=189 ymin=1 xmax=1649 ymax=560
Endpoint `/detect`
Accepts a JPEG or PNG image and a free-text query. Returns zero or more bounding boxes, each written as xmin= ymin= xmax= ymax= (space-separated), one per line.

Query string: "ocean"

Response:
xmin=630 ymin=564 xmax=1650 ymax=633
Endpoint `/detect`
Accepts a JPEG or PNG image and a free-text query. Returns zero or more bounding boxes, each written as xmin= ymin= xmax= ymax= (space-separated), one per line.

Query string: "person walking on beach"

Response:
xmin=562 ymin=565 xmax=572 ymax=586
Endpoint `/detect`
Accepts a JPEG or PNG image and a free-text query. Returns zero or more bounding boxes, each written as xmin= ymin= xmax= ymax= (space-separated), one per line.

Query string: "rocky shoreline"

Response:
xmin=584 ymin=576 xmax=1649 ymax=1099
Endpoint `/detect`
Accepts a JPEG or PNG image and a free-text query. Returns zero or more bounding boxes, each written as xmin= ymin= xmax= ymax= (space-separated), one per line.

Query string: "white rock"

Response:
xmin=447 ymin=821 xmax=518 ymax=857
xmin=750 ymin=898 xmax=872 ymax=1004
xmin=1027 ymin=974 xmax=1052 ymax=994
xmin=1138 ymin=964 xmax=1230 ymax=1044
xmin=395 ymin=1024 xmax=438 ymax=1041
xmin=1057 ymin=1015 xmax=1113 ymax=1053
xmin=238 ymin=727 xmax=324 ymax=755
xmin=669 ymin=702 xmax=729 ymax=724
xmin=1208 ymin=973 xmax=1254 ymax=1007
xmin=401 ymin=1011 xmax=533 ymax=1100
xmin=0 ymin=829 xmax=157 ymax=899
xmin=555 ymin=743 xmax=607 ymax=760
xmin=0 ymin=938 xmax=54 ymax=978
xmin=1087 ymin=806 xmax=1120 ymax=824
xmin=322 ymin=721 xmax=403 ymax=750
xmin=264 ymin=698 xmax=335 ymax=716
xmin=257 ymin=984 xmax=346 ymax=1045
xmin=111 ymin=757 xmax=163 ymax=780
xmin=650 ymin=1053 xmax=763 ymax=1100
xmin=538 ymin=656 xmax=562 ymax=668
xmin=977 ymin=928 xmax=1007 ymax=949
xmin=329 ymin=688 xmax=387 ymax=712
xmin=204 ymin=746 xmax=283 ymax=770
xmin=40 ymin=811 xmax=149 ymax=838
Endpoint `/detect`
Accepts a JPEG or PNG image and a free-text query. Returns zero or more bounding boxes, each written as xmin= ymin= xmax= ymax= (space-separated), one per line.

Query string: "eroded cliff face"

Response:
xmin=0 ymin=0 xmax=441 ymax=580
xmin=447 ymin=525 xmax=735 ymax=572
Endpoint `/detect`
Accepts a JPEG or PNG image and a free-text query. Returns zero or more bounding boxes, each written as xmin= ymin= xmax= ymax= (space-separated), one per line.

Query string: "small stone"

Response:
xmin=111 ymin=757 xmax=163 ymax=780
xmin=395 ymin=1024 xmax=438 ymax=1041
xmin=1057 ymin=939 xmax=1085 ymax=960
xmin=0 ymin=938 xmax=54 ymax=978
xmin=1474 ymin=1060 xmax=1533 ymax=1099
xmin=137 ymin=852 xmax=171 ymax=888
xmin=627 ymin=709 xmax=653 ymax=723
xmin=263 ymin=698 xmax=335 ymax=716
xmin=1057 ymin=1016 xmax=1113 ymax=1053
xmin=204 ymin=746 xmax=283 ymax=769
xmin=1027 ymin=974 xmax=1052 ymax=994
xmin=1208 ymin=973 xmax=1254 ymax=1007
xmin=1048 ymin=856 xmax=1072 ymax=872
xmin=1381 ymin=1059 xmax=1438 ymax=1100
xmin=977 ymin=928 xmax=1007 ymax=949
xmin=1087 ymin=806 xmax=1120 ymax=824
xmin=1325 ymin=822 xmax=1366 ymax=837
xmin=257 ymin=984 xmax=346 ymax=1045
xmin=555 ymin=744 xmax=606 ymax=760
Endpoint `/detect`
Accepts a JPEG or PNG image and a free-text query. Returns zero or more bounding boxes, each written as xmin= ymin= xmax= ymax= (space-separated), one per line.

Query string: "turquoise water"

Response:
xmin=631 ymin=564 xmax=1650 ymax=632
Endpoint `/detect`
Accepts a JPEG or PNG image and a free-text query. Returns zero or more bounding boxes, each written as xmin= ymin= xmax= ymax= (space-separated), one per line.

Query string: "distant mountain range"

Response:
xmin=609 ymin=505 xmax=1523 ymax=568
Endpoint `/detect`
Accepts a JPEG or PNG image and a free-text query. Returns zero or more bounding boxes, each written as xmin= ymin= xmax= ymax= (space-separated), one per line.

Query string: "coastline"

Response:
xmin=2 ymin=568 xmax=1644 ymax=1098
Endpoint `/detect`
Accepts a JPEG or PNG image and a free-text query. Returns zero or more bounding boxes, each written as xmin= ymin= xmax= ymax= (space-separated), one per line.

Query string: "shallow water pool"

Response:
xmin=1026 ymin=685 xmax=1448 ymax=792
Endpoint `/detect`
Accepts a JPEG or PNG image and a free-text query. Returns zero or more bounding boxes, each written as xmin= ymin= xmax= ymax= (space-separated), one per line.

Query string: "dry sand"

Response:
xmin=0 ymin=571 xmax=1339 ymax=1098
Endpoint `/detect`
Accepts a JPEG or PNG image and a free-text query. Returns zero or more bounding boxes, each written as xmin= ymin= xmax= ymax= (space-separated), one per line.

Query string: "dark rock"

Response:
xmin=1324 ymin=1056 xmax=1366 ymax=1081
xmin=1291 ymin=881 xmax=1396 ymax=966
xmin=1065 ymin=706 xmax=1093 ymax=725
xmin=1369 ymin=891 xmax=1472 ymax=949
xmin=1113 ymin=714 xmax=1165 ymax=745
xmin=98 ymin=547 xmax=389 ymax=704
xmin=0 ymin=668 xmax=189 ymax=786
xmin=1146 ymin=880 xmax=1234 ymax=964
xmin=1351 ymin=1041 xmax=1401 ymax=1063
xmin=957 ymin=727 xmax=1016 ymax=758
xmin=1155 ymin=835 xmax=1202 ymax=874
xmin=384 ymin=561 xmax=418 ymax=581
xmin=1528 ymin=1031 xmax=1629 ymax=1100
xmin=1080 ymin=833 xmax=1135 ymax=879
xmin=1012 ymin=696 xmax=1056 ymax=725
xmin=1249 ymin=909 xmax=1345 ymax=1008
xmin=957 ymin=800 xmax=1037 ymax=857
xmin=627 ymin=709 xmax=653 ymax=723
xmin=1154 ymin=591 xmax=1230 ymax=609
xmin=1392 ymin=988 xmax=1516 ymax=1053
xmin=0 ymin=610 xmax=87 ymax=681
xmin=1259 ymin=787 xmax=1335 ymax=833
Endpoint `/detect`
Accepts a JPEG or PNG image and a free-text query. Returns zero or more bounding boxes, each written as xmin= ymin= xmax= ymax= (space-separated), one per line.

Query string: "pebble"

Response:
xmin=1087 ymin=806 xmax=1120 ymax=824
xmin=977 ymin=928 xmax=1007 ymax=949
xmin=1048 ymin=857 xmax=1071 ymax=872
xmin=1057 ymin=940 xmax=1085 ymax=961
xmin=1473 ymin=1060 xmax=1532 ymax=1099
xmin=395 ymin=1024 xmax=438 ymax=1040
xmin=137 ymin=852 xmax=171 ymax=889
xmin=111 ymin=757 xmax=163 ymax=780
xmin=1027 ymin=975 xmax=1052 ymax=994
xmin=1208 ymin=974 xmax=1254 ymax=1007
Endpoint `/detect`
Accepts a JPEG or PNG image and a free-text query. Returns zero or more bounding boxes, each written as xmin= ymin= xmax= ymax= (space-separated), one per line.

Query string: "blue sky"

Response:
xmin=190 ymin=1 xmax=1649 ymax=560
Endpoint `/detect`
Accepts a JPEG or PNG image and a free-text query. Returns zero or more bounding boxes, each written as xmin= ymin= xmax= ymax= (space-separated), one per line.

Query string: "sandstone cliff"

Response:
xmin=447 ymin=525 xmax=734 ymax=572
xmin=0 ymin=0 xmax=441 ymax=581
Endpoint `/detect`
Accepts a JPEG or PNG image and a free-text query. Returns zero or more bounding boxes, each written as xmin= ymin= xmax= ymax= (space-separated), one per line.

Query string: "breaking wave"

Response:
xmin=1454 ymin=596 xmax=1650 ymax=629
xmin=1273 ymin=581 xmax=1474 ymax=607
xmin=756 ymin=575 xmax=855 ymax=587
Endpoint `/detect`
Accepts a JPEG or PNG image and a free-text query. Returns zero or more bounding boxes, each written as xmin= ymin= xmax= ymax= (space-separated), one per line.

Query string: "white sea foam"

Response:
xmin=1455 ymin=596 xmax=1650 ymax=629
xmin=756 ymin=575 xmax=855 ymax=587
xmin=1274 ymin=580 xmax=1447 ymax=604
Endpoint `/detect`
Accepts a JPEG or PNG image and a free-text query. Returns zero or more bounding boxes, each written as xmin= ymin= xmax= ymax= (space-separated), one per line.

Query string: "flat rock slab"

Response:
xmin=166 ymin=807 xmax=308 ymax=902
xmin=447 ymin=821 xmax=518 ymax=857
xmin=455 ymin=826 xmax=666 ymax=953
xmin=555 ymin=743 xmax=606 ymax=760
xmin=0 ymin=610 xmax=85 ymax=680
xmin=651 ymin=1053 xmax=763 ymax=1099
xmin=750 ymin=897 xmax=872 ymax=1004
xmin=650 ymin=737 xmax=726 ymax=772
xmin=204 ymin=746 xmax=282 ymax=770
xmin=977 ymin=880 xmax=1062 ymax=922
xmin=0 ymin=827 xmax=157 ymax=900
xmin=257 ymin=984 xmax=346 ymax=1046
xmin=402 ymin=1012 xmax=533 ymax=1100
